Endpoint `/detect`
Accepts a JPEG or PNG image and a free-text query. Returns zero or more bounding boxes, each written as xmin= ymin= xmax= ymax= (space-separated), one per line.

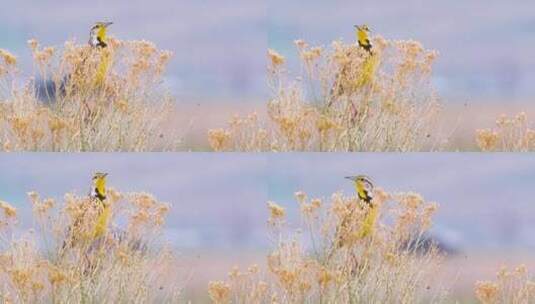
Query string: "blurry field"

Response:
xmin=177 ymin=250 xmax=535 ymax=303
xmin=172 ymin=100 xmax=535 ymax=151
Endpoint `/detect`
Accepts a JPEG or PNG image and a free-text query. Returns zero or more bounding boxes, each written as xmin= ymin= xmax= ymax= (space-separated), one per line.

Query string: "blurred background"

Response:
xmin=1 ymin=153 xmax=535 ymax=298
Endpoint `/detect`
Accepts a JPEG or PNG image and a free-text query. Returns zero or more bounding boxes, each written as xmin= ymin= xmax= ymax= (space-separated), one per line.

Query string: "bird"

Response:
xmin=345 ymin=175 xmax=377 ymax=240
xmin=88 ymin=22 xmax=114 ymax=87
xmin=327 ymin=24 xmax=374 ymax=104
xmin=90 ymin=172 xmax=112 ymax=239
xmin=355 ymin=24 xmax=373 ymax=55
xmin=88 ymin=22 xmax=113 ymax=48
xmin=35 ymin=22 xmax=113 ymax=103
xmin=90 ymin=172 xmax=108 ymax=204
xmin=61 ymin=172 xmax=109 ymax=250
xmin=328 ymin=175 xmax=378 ymax=261
xmin=344 ymin=175 xmax=374 ymax=206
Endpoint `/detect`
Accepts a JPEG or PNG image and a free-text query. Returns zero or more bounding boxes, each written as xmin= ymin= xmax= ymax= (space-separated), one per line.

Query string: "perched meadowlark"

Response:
xmin=62 ymin=172 xmax=109 ymax=250
xmin=345 ymin=175 xmax=377 ymax=240
xmin=355 ymin=24 xmax=373 ymax=55
xmin=332 ymin=175 xmax=377 ymax=251
xmin=35 ymin=21 xmax=113 ymax=103
xmin=89 ymin=22 xmax=113 ymax=48
xmin=328 ymin=175 xmax=376 ymax=259
xmin=87 ymin=22 xmax=114 ymax=88
xmin=90 ymin=172 xmax=108 ymax=203
xmin=328 ymin=24 xmax=376 ymax=103
xmin=345 ymin=175 xmax=374 ymax=205
xmin=90 ymin=172 xmax=112 ymax=239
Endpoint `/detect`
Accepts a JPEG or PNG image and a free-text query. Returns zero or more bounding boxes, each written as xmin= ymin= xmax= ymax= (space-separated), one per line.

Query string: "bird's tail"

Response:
xmin=354 ymin=54 xmax=379 ymax=89
xmin=93 ymin=205 xmax=111 ymax=239
xmin=356 ymin=204 xmax=378 ymax=239
xmin=95 ymin=49 xmax=112 ymax=87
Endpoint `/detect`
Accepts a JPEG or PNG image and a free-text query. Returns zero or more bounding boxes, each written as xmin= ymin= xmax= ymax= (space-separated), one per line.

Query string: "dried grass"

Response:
xmin=475 ymin=265 xmax=535 ymax=303
xmin=0 ymin=189 xmax=182 ymax=303
xmin=0 ymin=38 xmax=179 ymax=151
xmin=208 ymin=187 xmax=448 ymax=303
xmin=209 ymin=37 xmax=442 ymax=151
xmin=475 ymin=112 xmax=535 ymax=151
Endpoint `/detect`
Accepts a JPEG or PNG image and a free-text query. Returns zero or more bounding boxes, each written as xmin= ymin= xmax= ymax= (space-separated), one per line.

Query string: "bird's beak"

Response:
xmin=344 ymin=176 xmax=356 ymax=181
xmin=354 ymin=25 xmax=359 ymax=30
xmin=104 ymin=22 xmax=113 ymax=28
xmin=103 ymin=173 xmax=108 ymax=177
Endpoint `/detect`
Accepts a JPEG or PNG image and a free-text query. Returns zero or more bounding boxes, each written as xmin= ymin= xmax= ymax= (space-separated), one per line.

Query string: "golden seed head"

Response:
xmin=268 ymin=49 xmax=285 ymax=67
xmin=267 ymin=201 xmax=286 ymax=220
xmin=0 ymin=201 xmax=17 ymax=219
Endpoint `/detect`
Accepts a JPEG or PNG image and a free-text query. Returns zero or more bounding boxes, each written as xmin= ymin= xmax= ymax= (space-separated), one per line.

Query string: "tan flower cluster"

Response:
xmin=0 ymin=200 xmax=17 ymax=230
xmin=127 ymin=192 xmax=171 ymax=233
xmin=393 ymin=192 xmax=439 ymax=240
xmin=0 ymin=48 xmax=17 ymax=78
xmin=208 ymin=128 xmax=232 ymax=151
xmin=208 ymin=281 xmax=231 ymax=303
xmin=476 ymin=112 xmax=535 ymax=151
xmin=267 ymin=201 xmax=286 ymax=226
xmin=0 ymin=200 xmax=17 ymax=219
xmin=475 ymin=265 xmax=535 ymax=303
xmin=268 ymin=49 xmax=286 ymax=67
xmin=27 ymin=191 xmax=55 ymax=216
xmin=209 ymin=112 xmax=272 ymax=151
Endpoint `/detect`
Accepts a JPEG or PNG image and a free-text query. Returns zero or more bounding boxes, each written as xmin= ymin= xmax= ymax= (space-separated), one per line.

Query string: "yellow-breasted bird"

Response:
xmin=345 ymin=175 xmax=373 ymax=205
xmin=330 ymin=175 xmax=378 ymax=256
xmin=345 ymin=175 xmax=377 ymax=239
xmin=355 ymin=24 xmax=372 ymax=55
xmin=35 ymin=21 xmax=113 ymax=103
xmin=88 ymin=22 xmax=114 ymax=87
xmin=90 ymin=172 xmax=111 ymax=238
xmin=89 ymin=22 xmax=113 ymax=48
xmin=328 ymin=24 xmax=375 ymax=103
xmin=90 ymin=172 xmax=108 ymax=203
xmin=62 ymin=172 xmax=109 ymax=250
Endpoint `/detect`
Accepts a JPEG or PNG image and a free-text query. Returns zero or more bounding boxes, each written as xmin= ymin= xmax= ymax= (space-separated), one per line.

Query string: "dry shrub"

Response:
xmin=475 ymin=112 xmax=535 ymax=151
xmin=208 ymin=188 xmax=447 ymax=303
xmin=0 ymin=38 xmax=179 ymax=151
xmin=0 ymin=190 xmax=182 ymax=303
xmin=475 ymin=265 xmax=535 ymax=304
xmin=209 ymin=37 xmax=441 ymax=151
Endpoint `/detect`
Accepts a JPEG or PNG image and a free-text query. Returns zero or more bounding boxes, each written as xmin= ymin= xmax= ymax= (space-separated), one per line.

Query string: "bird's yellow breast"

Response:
xmin=97 ymin=27 xmax=107 ymax=42
xmin=355 ymin=181 xmax=367 ymax=200
xmin=357 ymin=29 xmax=369 ymax=46
xmin=95 ymin=178 xmax=106 ymax=196
xmin=93 ymin=205 xmax=111 ymax=238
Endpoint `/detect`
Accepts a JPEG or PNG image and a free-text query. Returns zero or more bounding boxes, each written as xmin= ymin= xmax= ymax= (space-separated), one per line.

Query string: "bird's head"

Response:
xmin=92 ymin=172 xmax=108 ymax=183
xmin=89 ymin=22 xmax=113 ymax=48
xmin=345 ymin=175 xmax=374 ymax=188
xmin=92 ymin=21 xmax=113 ymax=31
xmin=354 ymin=24 xmax=371 ymax=33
